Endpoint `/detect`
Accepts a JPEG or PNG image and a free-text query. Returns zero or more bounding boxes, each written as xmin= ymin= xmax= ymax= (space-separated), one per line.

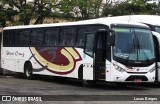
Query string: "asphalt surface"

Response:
xmin=0 ymin=75 xmax=160 ymax=104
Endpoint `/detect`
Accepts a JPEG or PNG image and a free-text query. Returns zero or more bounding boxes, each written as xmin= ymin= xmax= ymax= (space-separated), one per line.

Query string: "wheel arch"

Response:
xmin=78 ymin=64 xmax=83 ymax=79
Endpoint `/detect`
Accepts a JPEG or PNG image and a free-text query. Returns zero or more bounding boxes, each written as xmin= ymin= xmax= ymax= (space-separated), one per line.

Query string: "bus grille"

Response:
xmin=125 ymin=75 xmax=148 ymax=81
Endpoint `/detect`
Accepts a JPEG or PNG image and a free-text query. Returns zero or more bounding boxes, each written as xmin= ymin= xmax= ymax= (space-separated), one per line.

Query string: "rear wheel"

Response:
xmin=79 ymin=69 xmax=95 ymax=87
xmin=24 ymin=63 xmax=34 ymax=79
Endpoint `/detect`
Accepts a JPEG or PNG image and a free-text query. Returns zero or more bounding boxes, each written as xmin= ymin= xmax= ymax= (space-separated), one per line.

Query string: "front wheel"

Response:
xmin=24 ymin=63 xmax=34 ymax=79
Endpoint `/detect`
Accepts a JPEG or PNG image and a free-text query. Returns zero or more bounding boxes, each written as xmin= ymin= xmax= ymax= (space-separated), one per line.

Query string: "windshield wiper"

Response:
xmin=136 ymin=38 xmax=140 ymax=60
xmin=123 ymin=38 xmax=136 ymax=65
xmin=136 ymin=37 xmax=150 ymax=63
xmin=125 ymin=36 xmax=150 ymax=64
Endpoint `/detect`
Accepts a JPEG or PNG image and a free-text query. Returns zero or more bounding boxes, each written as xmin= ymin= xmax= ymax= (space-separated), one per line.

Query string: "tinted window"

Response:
xmin=77 ymin=27 xmax=98 ymax=46
xmin=10 ymin=31 xmax=19 ymax=46
xmin=60 ymin=28 xmax=76 ymax=46
xmin=85 ymin=33 xmax=95 ymax=57
xmin=3 ymin=31 xmax=10 ymax=46
xmin=44 ymin=29 xmax=59 ymax=46
xmin=30 ymin=30 xmax=44 ymax=46
xmin=19 ymin=30 xmax=31 ymax=46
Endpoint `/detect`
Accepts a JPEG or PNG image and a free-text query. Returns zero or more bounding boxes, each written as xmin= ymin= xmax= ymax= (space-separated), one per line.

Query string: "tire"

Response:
xmin=24 ymin=63 xmax=34 ymax=80
xmin=79 ymin=69 xmax=95 ymax=87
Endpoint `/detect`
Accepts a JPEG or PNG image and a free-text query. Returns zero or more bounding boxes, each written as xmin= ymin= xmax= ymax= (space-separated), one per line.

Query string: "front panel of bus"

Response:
xmin=110 ymin=24 xmax=155 ymax=82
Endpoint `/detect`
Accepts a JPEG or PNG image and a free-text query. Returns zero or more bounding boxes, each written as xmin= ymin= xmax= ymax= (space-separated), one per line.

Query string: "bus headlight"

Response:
xmin=149 ymin=66 xmax=156 ymax=73
xmin=113 ymin=64 xmax=125 ymax=72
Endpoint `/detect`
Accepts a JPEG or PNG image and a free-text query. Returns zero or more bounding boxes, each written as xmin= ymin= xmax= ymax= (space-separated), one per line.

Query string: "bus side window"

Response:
xmin=77 ymin=27 xmax=97 ymax=47
xmin=30 ymin=30 xmax=44 ymax=46
xmin=60 ymin=28 xmax=76 ymax=46
xmin=44 ymin=29 xmax=59 ymax=46
xmin=77 ymin=28 xmax=85 ymax=46
xmin=10 ymin=31 xmax=19 ymax=46
xmin=3 ymin=31 xmax=10 ymax=47
xmin=19 ymin=30 xmax=31 ymax=46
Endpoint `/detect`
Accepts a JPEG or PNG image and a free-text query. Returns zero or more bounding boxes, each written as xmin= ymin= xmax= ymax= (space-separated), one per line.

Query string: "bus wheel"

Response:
xmin=80 ymin=69 xmax=95 ymax=87
xmin=24 ymin=63 xmax=34 ymax=80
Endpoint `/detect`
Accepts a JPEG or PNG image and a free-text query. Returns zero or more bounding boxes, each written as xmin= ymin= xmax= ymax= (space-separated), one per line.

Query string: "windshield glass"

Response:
xmin=113 ymin=27 xmax=155 ymax=62
xmin=155 ymin=26 xmax=160 ymax=34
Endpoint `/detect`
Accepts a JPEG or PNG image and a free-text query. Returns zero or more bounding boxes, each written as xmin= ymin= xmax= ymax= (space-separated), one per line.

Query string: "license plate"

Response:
xmin=134 ymin=79 xmax=141 ymax=83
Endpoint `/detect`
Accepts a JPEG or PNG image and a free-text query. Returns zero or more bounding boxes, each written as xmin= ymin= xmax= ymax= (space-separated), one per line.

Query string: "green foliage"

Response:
xmin=102 ymin=0 xmax=160 ymax=16
xmin=0 ymin=0 xmax=18 ymax=27
xmin=59 ymin=0 xmax=104 ymax=20
xmin=0 ymin=0 xmax=60 ymax=26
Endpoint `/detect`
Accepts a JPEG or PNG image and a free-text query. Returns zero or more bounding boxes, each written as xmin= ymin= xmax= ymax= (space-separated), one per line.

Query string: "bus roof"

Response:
xmin=3 ymin=17 xmax=150 ymax=30
xmin=110 ymin=15 xmax=160 ymax=26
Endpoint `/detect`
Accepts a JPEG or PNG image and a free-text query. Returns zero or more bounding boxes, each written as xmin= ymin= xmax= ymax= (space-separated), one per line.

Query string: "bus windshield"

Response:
xmin=155 ymin=26 xmax=160 ymax=34
xmin=113 ymin=27 xmax=155 ymax=64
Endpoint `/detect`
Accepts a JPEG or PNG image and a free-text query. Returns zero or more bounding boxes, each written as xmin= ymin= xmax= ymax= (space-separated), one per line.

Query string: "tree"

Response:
xmin=73 ymin=0 xmax=91 ymax=19
xmin=126 ymin=0 xmax=147 ymax=14
xmin=102 ymin=0 xmax=115 ymax=16
xmin=59 ymin=0 xmax=91 ymax=20
xmin=0 ymin=0 xmax=18 ymax=27
xmin=59 ymin=0 xmax=107 ymax=20
xmin=58 ymin=0 xmax=74 ymax=19
xmin=33 ymin=0 xmax=60 ymax=24
xmin=145 ymin=3 xmax=160 ymax=14
xmin=0 ymin=0 xmax=34 ymax=25
xmin=0 ymin=0 xmax=60 ymax=26
xmin=88 ymin=0 xmax=103 ymax=18
xmin=102 ymin=0 xmax=160 ymax=16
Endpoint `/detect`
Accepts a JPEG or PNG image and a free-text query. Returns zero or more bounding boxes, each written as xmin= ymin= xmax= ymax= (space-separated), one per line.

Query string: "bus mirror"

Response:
xmin=110 ymin=30 xmax=115 ymax=46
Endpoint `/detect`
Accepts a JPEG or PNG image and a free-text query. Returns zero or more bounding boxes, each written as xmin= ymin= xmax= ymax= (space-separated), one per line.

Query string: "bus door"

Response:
xmin=95 ymin=31 xmax=109 ymax=81
xmin=84 ymin=31 xmax=110 ymax=81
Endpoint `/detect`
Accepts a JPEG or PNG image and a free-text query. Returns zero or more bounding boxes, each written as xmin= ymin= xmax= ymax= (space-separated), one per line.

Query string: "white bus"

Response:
xmin=1 ymin=18 xmax=156 ymax=87
xmin=109 ymin=15 xmax=160 ymax=84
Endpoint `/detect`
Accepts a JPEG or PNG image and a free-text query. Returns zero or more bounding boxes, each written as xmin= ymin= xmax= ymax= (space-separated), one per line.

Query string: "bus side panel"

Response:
xmin=0 ymin=47 xmax=42 ymax=74
xmin=105 ymin=60 xmax=112 ymax=81
xmin=1 ymin=59 xmax=17 ymax=72
xmin=82 ymin=54 xmax=94 ymax=80
xmin=45 ymin=48 xmax=84 ymax=78
xmin=29 ymin=47 xmax=85 ymax=78
xmin=83 ymin=63 xmax=93 ymax=80
xmin=157 ymin=62 xmax=160 ymax=82
xmin=1 ymin=47 xmax=27 ymax=72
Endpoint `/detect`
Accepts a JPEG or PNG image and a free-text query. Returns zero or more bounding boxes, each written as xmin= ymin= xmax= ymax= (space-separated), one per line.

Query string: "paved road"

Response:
xmin=0 ymin=75 xmax=160 ymax=104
